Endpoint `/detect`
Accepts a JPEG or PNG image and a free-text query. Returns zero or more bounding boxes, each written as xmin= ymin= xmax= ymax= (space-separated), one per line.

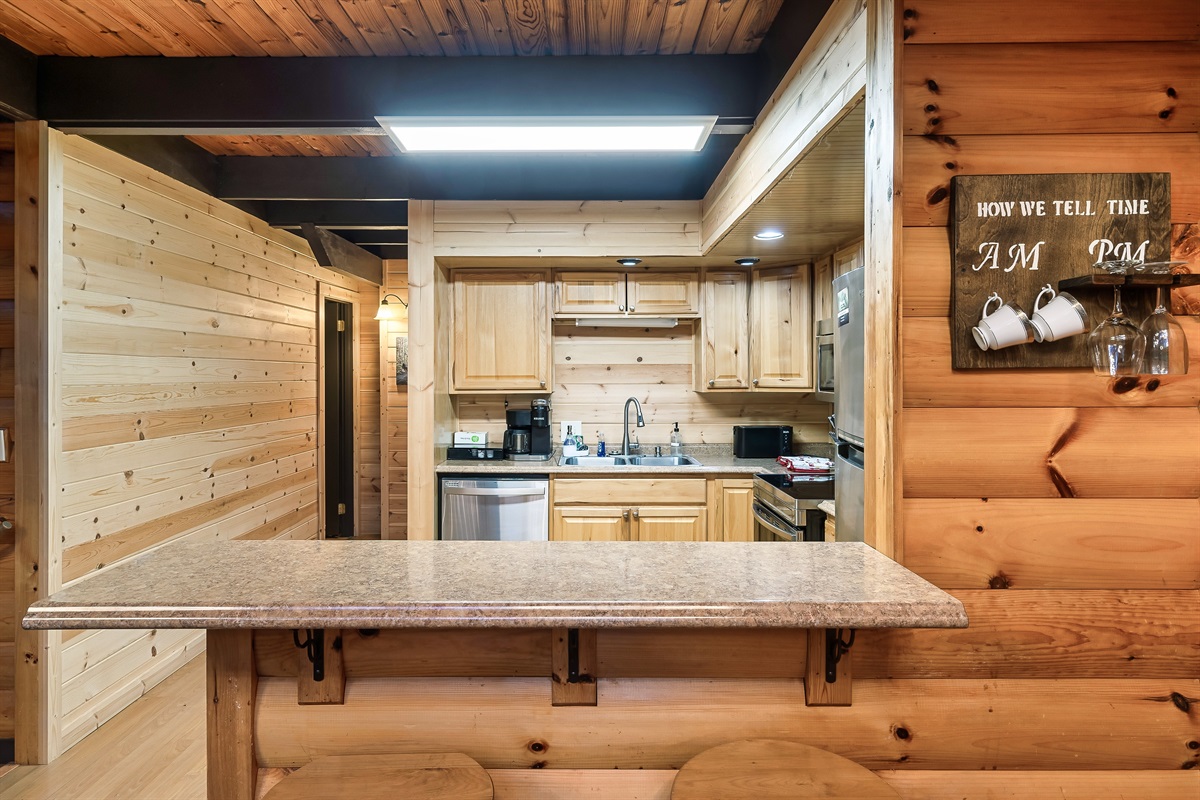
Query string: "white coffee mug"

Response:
xmin=972 ymin=292 xmax=1036 ymax=351
xmin=1031 ymin=284 xmax=1088 ymax=343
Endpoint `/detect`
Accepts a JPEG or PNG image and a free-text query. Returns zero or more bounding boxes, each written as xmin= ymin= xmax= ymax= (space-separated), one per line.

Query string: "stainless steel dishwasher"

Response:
xmin=438 ymin=475 xmax=550 ymax=541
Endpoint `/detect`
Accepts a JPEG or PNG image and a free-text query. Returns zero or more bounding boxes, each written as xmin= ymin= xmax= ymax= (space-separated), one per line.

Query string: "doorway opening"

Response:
xmin=324 ymin=298 xmax=355 ymax=537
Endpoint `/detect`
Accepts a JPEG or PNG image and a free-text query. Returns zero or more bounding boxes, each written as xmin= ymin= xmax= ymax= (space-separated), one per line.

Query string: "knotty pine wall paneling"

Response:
xmin=0 ymin=123 xmax=15 ymax=741
xmin=381 ymin=260 xmax=408 ymax=539
xmin=12 ymin=132 xmax=381 ymax=757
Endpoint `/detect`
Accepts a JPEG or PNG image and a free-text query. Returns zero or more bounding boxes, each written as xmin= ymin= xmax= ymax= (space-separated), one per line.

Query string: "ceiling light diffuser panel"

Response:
xmin=376 ymin=116 xmax=717 ymax=152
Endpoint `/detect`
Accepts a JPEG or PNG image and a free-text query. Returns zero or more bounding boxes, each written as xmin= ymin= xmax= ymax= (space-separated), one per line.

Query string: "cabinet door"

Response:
xmin=750 ymin=264 xmax=814 ymax=390
xmin=709 ymin=479 xmax=755 ymax=542
xmin=452 ymin=270 xmax=551 ymax=392
xmin=627 ymin=272 xmax=699 ymax=316
xmin=812 ymin=256 xmax=834 ymax=322
xmin=833 ymin=241 xmax=864 ymax=278
xmin=633 ymin=506 xmax=707 ymax=541
xmin=553 ymin=506 xmax=630 ymax=541
xmin=698 ymin=271 xmax=750 ymax=390
xmin=555 ymin=272 xmax=626 ymax=315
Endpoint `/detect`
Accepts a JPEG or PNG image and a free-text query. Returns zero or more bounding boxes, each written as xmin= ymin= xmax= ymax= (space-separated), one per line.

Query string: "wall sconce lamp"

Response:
xmin=375 ymin=294 xmax=409 ymax=322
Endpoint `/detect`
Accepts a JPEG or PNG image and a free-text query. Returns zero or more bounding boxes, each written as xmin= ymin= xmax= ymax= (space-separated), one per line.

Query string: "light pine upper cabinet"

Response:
xmin=698 ymin=270 xmax=750 ymax=390
xmin=450 ymin=269 xmax=552 ymax=393
xmin=813 ymin=255 xmax=834 ymax=322
xmin=555 ymin=271 xmax=698 ymax=317
xmin=750 ymin=264 xmax=814 ymax=390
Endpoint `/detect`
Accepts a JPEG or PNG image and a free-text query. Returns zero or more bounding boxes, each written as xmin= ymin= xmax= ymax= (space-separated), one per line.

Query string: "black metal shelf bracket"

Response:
xmin=293 ymin=628 xmax=325 ymax=682
xmin=567 ymin=628 xmax=581 ymax=683
xmin=825 ymin=628 xmax=856 ymax=684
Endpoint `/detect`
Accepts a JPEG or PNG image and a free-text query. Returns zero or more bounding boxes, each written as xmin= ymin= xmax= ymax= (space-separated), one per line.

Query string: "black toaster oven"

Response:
xmin=733 ymin=425 xmax=793 ymax=458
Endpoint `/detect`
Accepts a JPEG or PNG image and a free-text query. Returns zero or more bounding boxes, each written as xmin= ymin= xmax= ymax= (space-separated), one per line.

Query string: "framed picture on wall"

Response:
xmin=395 ymin=335 xmax=408 ymax=385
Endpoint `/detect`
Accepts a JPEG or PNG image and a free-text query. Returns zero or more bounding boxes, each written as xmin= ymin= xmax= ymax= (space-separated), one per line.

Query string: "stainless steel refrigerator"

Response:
xmin=832 ymin=266 xmax=866 ymax=542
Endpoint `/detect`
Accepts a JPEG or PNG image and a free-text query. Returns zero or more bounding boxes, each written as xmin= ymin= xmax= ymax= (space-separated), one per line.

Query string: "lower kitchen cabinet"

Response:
xmin=708 ymin=478 xmax=755 ymax=542
xmin=551 ymin=477 xmax=708 ymax=542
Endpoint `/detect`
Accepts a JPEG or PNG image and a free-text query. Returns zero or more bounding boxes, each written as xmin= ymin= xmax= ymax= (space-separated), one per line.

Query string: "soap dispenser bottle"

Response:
xmin=670 ymin=422 xmax=683 ymax=454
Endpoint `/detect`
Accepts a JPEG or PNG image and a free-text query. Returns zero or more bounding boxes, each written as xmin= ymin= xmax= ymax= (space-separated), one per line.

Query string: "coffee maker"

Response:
xmin=504 ymin=401 xmax=553 ymax=461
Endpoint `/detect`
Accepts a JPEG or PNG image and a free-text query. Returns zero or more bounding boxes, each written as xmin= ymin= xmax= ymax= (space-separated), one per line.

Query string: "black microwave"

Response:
xmin=733 ymin=425 xmax=793 ymax=458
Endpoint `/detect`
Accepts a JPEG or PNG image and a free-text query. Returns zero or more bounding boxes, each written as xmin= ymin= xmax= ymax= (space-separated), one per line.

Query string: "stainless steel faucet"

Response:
xmin=622 ymin=396 xmax=645 ymax=455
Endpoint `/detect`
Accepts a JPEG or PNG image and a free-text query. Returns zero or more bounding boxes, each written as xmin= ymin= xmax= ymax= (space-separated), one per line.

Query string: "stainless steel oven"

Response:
xmin=814 ymin=317 xmax=834 ymax=402
xmin=752 ymin=474 xmax=832 ymax=542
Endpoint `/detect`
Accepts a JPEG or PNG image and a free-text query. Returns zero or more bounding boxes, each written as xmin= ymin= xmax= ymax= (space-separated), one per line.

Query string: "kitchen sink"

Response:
xmin=558 ymin=454 xmax=703 ymax=467
xmin=625 ymin=455 xmax=702 ymax=466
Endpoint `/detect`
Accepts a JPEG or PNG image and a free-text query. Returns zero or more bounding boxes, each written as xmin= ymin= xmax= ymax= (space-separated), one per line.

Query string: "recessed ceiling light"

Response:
xmin=616 ymin=257 xmax=643 ymax=267
xmin=376 ymin=116 xmax=717 ymax=152
xmin=734 ymin=257 xmax=760 ymax=267
xmin=754 ymin=230 xmax=784 ymax=241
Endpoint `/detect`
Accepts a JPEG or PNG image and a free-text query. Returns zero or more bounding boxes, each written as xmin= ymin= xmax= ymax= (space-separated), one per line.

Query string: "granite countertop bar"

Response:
xmin=436 ymin=444 xmax=832 ymax=475
xmin=24 ymin=541 xmax=966 ymax=631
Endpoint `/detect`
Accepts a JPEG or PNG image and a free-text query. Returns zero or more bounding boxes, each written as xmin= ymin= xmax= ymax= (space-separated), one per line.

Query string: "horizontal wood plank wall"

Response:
xmin=49 ymin=135 xmax=379 ymax=752
xmin=381 ymin=259 xmax=407 ymax=539
xmin=452 ymin=321 xmax=831 ymax=445
xmin=432 ymin=201 xmax=703 ymax=258
xmin=883 ymin=0 xmax=1200 ymax=791
xmin=0 ymin=123 xmax=14 ymax=738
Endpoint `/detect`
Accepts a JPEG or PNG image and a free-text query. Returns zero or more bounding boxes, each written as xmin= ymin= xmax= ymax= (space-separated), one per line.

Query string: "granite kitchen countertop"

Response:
xmin=436 ymin=443 xmax=834 ymax=476
xmin=24 ymin=540 xmax=966 ymax=631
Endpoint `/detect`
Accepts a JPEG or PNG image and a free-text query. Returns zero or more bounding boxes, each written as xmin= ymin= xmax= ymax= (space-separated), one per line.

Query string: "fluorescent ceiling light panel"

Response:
xmin=376 ymin=116 xmax=717 ymax=152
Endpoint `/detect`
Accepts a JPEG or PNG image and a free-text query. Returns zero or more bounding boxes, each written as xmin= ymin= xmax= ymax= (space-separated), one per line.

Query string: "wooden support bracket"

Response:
xmin=207 ymin=629 xmax=257 ymax=800
xmin=804 ymin=628 xmax=853 ymax=706
xmin=551 ymin=627 xmax=597 ymax=706
xmin=297 ymin=629 xmax=346 ymax=705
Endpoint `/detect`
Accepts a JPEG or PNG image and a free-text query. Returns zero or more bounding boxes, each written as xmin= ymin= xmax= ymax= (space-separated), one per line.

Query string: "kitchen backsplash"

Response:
xmin=452 ymin=322 xmax=831 ymax=446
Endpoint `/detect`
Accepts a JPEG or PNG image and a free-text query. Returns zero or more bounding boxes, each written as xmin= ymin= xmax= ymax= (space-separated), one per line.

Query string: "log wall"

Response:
xmin=0 ymin=123 xmax=14 ymax=740
xmin=886 ymin=0 xmax=1200 ymax=790
xmin=15 ymin=131 xmax=381 ymax=757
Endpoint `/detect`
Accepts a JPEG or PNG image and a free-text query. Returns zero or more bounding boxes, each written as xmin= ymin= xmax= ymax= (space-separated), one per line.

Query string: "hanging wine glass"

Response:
xmin=1087 ymin=285 xmax=1145 ymax=376
xmin=1140 ymin=286 xmax=1189 ymax=375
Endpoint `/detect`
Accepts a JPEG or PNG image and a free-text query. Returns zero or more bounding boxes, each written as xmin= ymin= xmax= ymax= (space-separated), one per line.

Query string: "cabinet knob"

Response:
xmin=540 ymin=380 xmax=546 ymax=388
xmin=629 ymin=306 xmax=636 ymax=312
xmin=618 ymin=304 xmax=625 ymax=311
xmin=622 ymin=510 xmax=629 ymax=521
xmin=632 ymin=508 xmax=640 ymax=520
xmin=752 ymin=379 xmax=759 ymax=386
xmin=708 ymin=379 xmax=715 ymax=387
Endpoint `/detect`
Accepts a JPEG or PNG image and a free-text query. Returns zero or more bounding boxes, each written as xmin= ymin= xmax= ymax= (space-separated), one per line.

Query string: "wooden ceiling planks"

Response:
xmin=0 ymin=0 xmax=780 ymax=57
xmin=187 ymin=134 xmax=397 ymax=157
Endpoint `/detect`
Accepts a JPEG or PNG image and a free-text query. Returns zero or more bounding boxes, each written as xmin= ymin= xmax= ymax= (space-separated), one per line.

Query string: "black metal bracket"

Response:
xmin=567 ymin=628 xmax=581 ymax=683
xmin=293 ymin=629 xmax=325 ymax=682
xmin=825 ymin=628 xmax=856 ymax=684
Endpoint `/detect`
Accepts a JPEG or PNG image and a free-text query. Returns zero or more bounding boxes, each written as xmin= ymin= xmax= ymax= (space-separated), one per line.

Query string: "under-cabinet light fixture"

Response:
xmin=753 ymin=229 xmax=784 ymax=241
xmin=575 ymin=318 xmax=678 ymax=329
xmin=374 ymin=293 xmax=409 ymax=322
xmin=734 ymin=257 xmax=760 ymax=267
xmin=376 ymin=116 xmax=717 ymax=152
xmin=616 ymin=257 xmax=643 ymax=267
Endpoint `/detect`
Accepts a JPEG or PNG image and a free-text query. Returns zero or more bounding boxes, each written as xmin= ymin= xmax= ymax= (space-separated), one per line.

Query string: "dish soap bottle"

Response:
xmin=596 ymin=431 xmax=606 ymax=457
xmin=563 ymin=425 xmax=577 ymax=457
xmin=670 ymin=422 xmax=683 ymax=454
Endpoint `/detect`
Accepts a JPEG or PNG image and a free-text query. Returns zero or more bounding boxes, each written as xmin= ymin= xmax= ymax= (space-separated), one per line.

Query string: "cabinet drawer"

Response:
xmin=553 ymin=478 xmax=707 ymax=505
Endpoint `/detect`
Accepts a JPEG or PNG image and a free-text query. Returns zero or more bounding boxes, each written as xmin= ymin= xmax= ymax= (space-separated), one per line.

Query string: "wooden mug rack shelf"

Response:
xmin=1058 ymin=273 xmax=1200 ymax=291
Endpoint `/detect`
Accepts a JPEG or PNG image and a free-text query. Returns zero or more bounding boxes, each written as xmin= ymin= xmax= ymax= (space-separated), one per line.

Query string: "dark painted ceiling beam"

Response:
xmin=38 ymin=55 xmax=762 ymax=132
xmin=253 ymin=200 xmax=409 ymax=229
xmin=215 ymin=142 xmax=740 ymax=202
xmin=0 ymin=35 xmax=36 ymax=121
xmin=86 ymin=135 xmax=220 ymax=195
xmin=301 ymin=223 xmax=383 ymax=285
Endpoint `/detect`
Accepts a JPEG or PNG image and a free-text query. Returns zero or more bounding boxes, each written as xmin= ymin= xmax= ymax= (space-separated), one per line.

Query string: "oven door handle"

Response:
xmin=753 ymin=501 xmax=799 ymax=542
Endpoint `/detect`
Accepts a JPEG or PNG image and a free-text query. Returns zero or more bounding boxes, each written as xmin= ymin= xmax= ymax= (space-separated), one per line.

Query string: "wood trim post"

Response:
xmin=863 ymin=0 xmax=902 ymax=560
xmin=14 ymin=120 xmax=64 ymax=764
xmin=551 ymin=627 xmax=598 ymax=706
xmin=207 ymin=629 xmax=257 ymax=800
xmin=804 ymin=628 xmax=853 ymax=706
xmin=407 ymin=201 xmax=437 ymax=539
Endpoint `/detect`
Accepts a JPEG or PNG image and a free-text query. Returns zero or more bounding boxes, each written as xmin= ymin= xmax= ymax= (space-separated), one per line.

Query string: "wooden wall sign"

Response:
xmin=950 ymin=173 xmax=1171 ymax=369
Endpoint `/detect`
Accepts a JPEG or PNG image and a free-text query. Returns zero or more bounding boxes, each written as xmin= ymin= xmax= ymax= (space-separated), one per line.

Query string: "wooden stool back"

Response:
xmin=671 ymin=740 xmax=900 ymax=799
xmin=261 ymin=752 xmax=493 ymax=800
